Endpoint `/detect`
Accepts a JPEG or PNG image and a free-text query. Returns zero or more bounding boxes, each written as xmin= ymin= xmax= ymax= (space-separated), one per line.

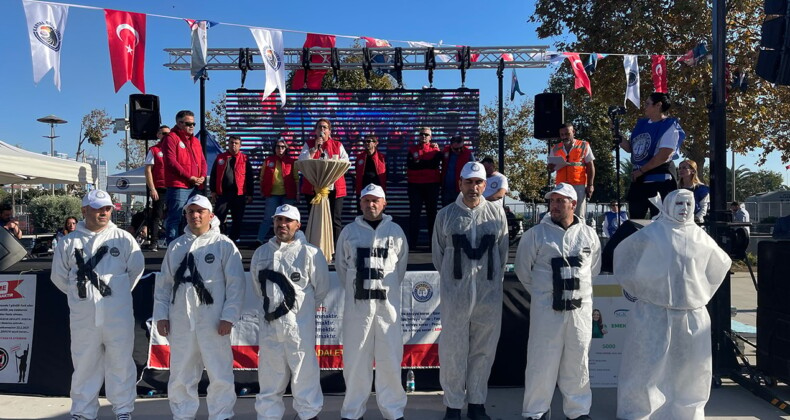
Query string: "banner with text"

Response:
xmin=0 ymin=275 xmax=37 ymax=384
xmin=589 ymin=274 xmax=636 ymax=387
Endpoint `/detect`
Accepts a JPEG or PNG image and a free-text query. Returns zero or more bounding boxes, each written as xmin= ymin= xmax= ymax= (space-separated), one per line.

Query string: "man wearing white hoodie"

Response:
xmin=336 ymin=184 xmax=408 ymax=420
xmin=51 ymin=189 xmax=144 ymax=420
xmin=154 ymin=194 xmax=245 ymax=420
xmin=250 ymin=204 xmax=329 ymax=420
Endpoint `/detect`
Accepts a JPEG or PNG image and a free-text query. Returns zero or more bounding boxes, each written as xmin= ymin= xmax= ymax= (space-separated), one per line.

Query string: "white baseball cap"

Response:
xmin=273 ymin=204 xmax=300 ymax=221
xmin=361 ymin=183 xmax=386 ymax=199
xmin=544 ymin=182 xmax=578 ymax=201
xmin=184 ymin=194 xmax=213 ymax=212
xmin=82 ymin=189 xmax=113 ymax=209
xmin=460 ymin=162 xmax=486 ymax=180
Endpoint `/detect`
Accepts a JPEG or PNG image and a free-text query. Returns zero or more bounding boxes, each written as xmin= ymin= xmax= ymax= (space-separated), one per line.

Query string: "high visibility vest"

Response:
xmin=552 ymin=139 xmax=589 ymax=185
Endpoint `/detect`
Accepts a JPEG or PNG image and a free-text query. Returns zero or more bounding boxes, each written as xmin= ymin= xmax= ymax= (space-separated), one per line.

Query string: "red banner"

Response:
xmin=652 ymin=55 xmax=668 ymax=93
xmin=564 ymin=52 xmax=591 ymax=96
xmin=291 ymin=34 xmax=336 ymax=90
xmin=0 ymin=279 xmax=24 ymax=300
xmin=104 ymin=9 xmax=146 ymax=92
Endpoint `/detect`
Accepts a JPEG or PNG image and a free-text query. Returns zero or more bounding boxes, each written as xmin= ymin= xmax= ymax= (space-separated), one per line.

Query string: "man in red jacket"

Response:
xmin=354 ymin=135 xmax=386 ymax=196
xmin=163 ymin=110 xmax=207 ymax=245
xmin=298 ymin=118 xmax=350 ymax=243
xmin=406 ymin=126 xmax=442 ymax=249
xmin=144 ymin=124 xmax=170 ymax=251
xmin=441 ymin=134 xmax=474 ymax=207
xmin=210 ymin=135 xmax=254 ymax=243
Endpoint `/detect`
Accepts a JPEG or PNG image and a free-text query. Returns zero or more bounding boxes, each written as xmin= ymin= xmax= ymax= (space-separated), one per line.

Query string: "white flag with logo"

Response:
xmin=408 ymin=41 xmax=452 ymax=63
xmin=623 ymin=55 xmax=640 ymax=108
xmin=23 ymin=0 xmax=68 ymax=90
xmin=251 ymin=28 xmax=286 ymax=106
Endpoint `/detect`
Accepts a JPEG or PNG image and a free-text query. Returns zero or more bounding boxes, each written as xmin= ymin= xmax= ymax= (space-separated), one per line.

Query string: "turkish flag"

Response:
xmin=652 ymin=55 xmax=667 ymax=93
xmin=292 ymin=33 xmax=335 ymax=90
xmin=105 ymin=9 xmax=146 ymax=92
xmin=360 ymin=36 xmax=390 ymax=47
xmin=564 ymin=52 xmax=591 ymax=96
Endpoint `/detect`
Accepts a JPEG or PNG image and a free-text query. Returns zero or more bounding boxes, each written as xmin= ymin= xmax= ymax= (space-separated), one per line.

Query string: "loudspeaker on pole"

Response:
xmin=533 ymin=93 xmax=564 ymax=140
xmin=129 ymin=94 xmax=161 ymax=140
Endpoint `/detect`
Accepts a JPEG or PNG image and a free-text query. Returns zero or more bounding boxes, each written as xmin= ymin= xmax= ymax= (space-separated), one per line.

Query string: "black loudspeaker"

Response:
xmin=757 ymin=240 xmax=790 ymax=382
xmin=0 ymin=227 xmax=27 ymax=271
xmin=600 ymin=219 xmax=652 ymax=273
xmin=533 ymin=93 xmax=564 ymax=139
xmin=129 ymin=94 xmax=161 ymax=140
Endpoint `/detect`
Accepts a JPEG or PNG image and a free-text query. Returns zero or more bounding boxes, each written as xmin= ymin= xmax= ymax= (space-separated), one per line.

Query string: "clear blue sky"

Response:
xmin=2 ymin=0 xmax=787 ymax=185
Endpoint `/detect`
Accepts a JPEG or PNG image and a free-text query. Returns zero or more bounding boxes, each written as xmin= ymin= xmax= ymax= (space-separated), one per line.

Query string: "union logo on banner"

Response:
xmin=33 ymin=21 xmax=62 ymax=52
xmin=0 ymin=280 xmax=24 ymax=300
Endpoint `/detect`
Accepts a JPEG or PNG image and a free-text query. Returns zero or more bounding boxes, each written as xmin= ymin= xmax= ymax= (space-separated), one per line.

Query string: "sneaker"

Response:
xmin=444 ymin=407 xmax=462 ymax=420
xmin=467 ymin=404 xmax=491 ymax=420
xmin=71 ymin=416 xmax=90 ymax=420
xmin=116 ymin=413 xmax=132 ymax=420
xmin=527 ymin=411 xmax=550 ymax=420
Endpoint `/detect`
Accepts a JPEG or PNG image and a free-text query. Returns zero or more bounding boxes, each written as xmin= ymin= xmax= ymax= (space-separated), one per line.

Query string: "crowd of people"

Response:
xmin=46 ymin=95 xmax=738 ymax=420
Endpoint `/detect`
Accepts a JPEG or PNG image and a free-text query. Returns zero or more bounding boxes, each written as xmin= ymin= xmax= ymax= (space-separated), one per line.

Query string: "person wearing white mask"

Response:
xmin=432 ymin=162 xmax=509 ymax=420
xmin=51 ymin=189 xmax=144 ymax=420
xmin=154 ymin=194 xmax=245 ymax=420
xmin=614 ymin=189 xmax=731 ymax=419
xmin=336 ymin=184 xmax=408 ymax=420
xmin=516 ymin=183 xmax=600 ymax=420
xmin=251 ymin=204 xmax=329 ymax=420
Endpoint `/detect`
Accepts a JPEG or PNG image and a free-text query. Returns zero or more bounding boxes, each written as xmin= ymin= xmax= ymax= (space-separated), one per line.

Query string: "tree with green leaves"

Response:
xmin=531 ymin=0 xmax=790 ymax=172
xmin=75 ymin=109 xmax=112 ymax=162
xmin=477 ymin=100 xmax=547 ymax=202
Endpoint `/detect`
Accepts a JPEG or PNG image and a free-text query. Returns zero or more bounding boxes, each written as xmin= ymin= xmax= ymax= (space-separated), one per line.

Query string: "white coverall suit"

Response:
xmin=250 ymin=231 xmax=329 ymax=420
xmin=153 ymin=223 xmax=246 ymax=420
xmin=51 ymin=220 xmax=144 ymax=419
xmin=336 ymin=215 xmax=409 ymax=420
xmin=432 ymin=194 xmax=509 ymax=409
xmin=614 ymin=189 xmax=731 ymax=420
xmin=515 ymin=214 xmax=601 ymax=419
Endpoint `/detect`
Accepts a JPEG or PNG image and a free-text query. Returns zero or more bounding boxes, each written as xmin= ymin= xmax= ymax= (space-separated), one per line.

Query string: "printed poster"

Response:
xmin=0 ymin=275 xmax=36 ymax=384
xmin=589 ymin=274 xmax=635 ymax=387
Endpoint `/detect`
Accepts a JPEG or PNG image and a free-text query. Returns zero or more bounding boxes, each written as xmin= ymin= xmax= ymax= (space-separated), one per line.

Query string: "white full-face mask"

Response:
xmin=664 ymin=189 xmax=695 ymax=223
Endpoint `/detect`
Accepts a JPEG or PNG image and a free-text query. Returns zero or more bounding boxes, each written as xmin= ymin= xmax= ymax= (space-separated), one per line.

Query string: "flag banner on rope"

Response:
xmin=105 ymin=9 xmax=146 ymax=92
xmin=251 ymin=28 xmax=287 ymax=106
xmin=652 ymin=55 xmax=667 ymax=93
xmin=585 ymin=53 xmax=607 ymax=76
xmin=185 ymin=19 xmax=218 ymax=82
xmin=361 ymin=36 xmax=393 ymax=75
xmin=22 ymin=0 xmax=68 ymax=90
xmin=291 ymin=33 xmax=336 ymax=90
xmin=676 ymin=43 xmax=709 ymax=66
xmin=564 ymin=52 xmax=592 ymax=96
xmin=510 ymin=68 xmax=525 ymax=101
xmin=624 ymin=55 xmax=640 ymax=108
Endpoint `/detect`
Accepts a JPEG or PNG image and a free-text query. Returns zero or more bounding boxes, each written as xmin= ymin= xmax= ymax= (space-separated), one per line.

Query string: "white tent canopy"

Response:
xmin=0 ymin=140 xmax=94 ymax=185
xmin=106 ymin=166 xmax=146 ymax=195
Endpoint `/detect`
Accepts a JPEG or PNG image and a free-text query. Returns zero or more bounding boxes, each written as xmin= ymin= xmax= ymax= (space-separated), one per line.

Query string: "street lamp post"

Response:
xmin=36 ymin=114 xmax=68 ymax=194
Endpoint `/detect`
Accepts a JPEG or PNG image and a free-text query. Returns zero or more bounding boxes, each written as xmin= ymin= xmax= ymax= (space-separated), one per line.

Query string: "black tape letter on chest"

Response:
xmin=173 ymin=253 xmax=214 ymax=305
xmin=355 ymin=247 xmax=389 ymax=300
xmin=551 ymin=256 xmax=582 ymax=311
xmin=451 ymin=234 xmax=496 ymax=280
xmin=257 ymin=269 xmax=297 ymax=322
xmin=75 ymin=246 xmax=112 ymax=299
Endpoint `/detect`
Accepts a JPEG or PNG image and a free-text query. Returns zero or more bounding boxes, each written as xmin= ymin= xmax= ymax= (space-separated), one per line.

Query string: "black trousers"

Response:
xmin=305 ymin=190 xmax=345 ymax=244
xmin=627 ymin=179 xmax=677 ymax=219
xmin=215 ymin=194 xmax=248 ymax=241
xmin=148 ymin=187 xmax=167 ymax=243
xmin=407 ymin=182 xmax=439 ymax=249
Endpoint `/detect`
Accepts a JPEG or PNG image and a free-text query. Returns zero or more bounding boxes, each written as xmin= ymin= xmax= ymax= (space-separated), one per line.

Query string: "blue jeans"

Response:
xmin=257 ymin=195 xmax=294 ymax=243
xmin=165 ymin=187 xmax=198 ymax=244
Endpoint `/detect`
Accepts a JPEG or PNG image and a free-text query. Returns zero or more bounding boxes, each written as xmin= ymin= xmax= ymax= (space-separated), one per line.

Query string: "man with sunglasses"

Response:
xmin=163 ymin=110 xmax=207 ymax=245
xmin=354 ymin=135 xmax=386 ymax=197
xmin=406 ymin=126 xmax=442 ymax=250
xmin=441 ymin=134 xmax=474 ymax=207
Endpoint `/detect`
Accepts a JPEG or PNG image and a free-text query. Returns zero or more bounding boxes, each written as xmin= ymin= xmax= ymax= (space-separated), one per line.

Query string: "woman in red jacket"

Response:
xmin=257 ymin=139 xmax=298 ymax=242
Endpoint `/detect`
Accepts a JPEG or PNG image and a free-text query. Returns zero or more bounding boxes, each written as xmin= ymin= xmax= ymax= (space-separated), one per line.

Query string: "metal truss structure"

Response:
xmin=163 ymin=46 xmax=551 ymax=72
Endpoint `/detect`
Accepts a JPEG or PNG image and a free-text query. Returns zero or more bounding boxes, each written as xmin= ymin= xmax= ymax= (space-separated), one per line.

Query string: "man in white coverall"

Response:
xmin=432 ymin=161 xmax=509 ymax=420
xmin=515 ymin=183 xmax=600 ymax=420
xmin=614 ymin=189 xmax=731 ymax=420
xmin=51 ymin=189 xmax=144 ymax=420
xmin=154 ymin=194 xmax=245 ymax=420
xmin=250 ymin=204 xmax=329 ymax=420
xmin=336 ymin=184 xmax=409 ymax=420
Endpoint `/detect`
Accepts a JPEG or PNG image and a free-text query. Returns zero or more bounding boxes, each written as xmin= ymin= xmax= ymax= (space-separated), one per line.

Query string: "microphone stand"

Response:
xmin=610 ymin=113 xmax=624 ymax=229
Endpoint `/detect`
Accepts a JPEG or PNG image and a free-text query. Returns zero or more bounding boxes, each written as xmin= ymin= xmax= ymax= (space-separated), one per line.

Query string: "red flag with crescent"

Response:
xmin=652 ymin=55 xmax=667 ymax=93
xmin=105 ymin=9 xmax=146 ymax=93
xmin=564 ymin=52 xmax=591 ymax=96
xmin=291 ymin=34 xmax=335 ymax=90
